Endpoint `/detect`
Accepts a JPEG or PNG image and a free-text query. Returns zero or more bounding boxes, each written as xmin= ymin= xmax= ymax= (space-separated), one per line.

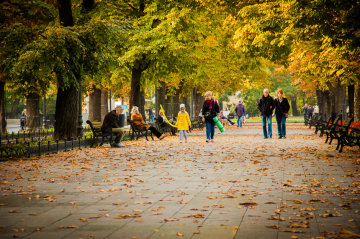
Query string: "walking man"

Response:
xmin=257 ymin=89 xmax=275 ymax=138
xmin=234 ymin=100 xmax=246 ymax=127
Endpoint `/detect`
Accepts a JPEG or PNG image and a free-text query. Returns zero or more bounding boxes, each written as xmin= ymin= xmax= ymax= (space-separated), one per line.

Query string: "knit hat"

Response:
xmin=180 ymin=104 xmax=185 ymax=109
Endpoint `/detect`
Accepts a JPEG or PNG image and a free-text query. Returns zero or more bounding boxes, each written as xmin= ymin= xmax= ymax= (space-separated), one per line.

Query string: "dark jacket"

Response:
xmin=101 ymin=110 xmax=120 ymax=133
xmin=156 ymin=116 xmax=167 ymax=128
xmin=257 ymin=95 xmax=275 ymax=116
xmin=275 ymin=98 xmax=290 ymax=115
xmin=235 ymin=103 xmax=246 ymax=117
xmin=202 ymin=99 xmax=220 ymax=123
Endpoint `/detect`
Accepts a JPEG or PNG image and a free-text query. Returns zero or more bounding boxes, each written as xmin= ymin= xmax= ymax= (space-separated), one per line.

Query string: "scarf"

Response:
xmin=206 ymin=100 xmax=213 ymax=110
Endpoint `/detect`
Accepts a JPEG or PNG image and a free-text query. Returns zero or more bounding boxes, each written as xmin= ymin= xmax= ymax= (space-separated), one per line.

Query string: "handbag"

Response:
xmin=283 ymin=113 xmax=289 ymax=118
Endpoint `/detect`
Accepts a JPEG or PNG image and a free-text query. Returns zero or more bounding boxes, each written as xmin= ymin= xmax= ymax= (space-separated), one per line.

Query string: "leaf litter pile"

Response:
xmin=0 ymin=124 xmax=359 ymax=238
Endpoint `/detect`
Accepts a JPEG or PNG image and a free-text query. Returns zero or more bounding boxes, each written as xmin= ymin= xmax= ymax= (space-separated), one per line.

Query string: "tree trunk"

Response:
xmin=130 ymin=65 xmax=142 ymax=116
xmin=26 ymin=93 xmax=40 ymax=130
xmin=173 ymin=94 xmax=180 ymax=119
xmin=354 ymin=85 xmax=360 ymax=121
xmin=156 ymin=81 xmax=166 ymax=116
xmin=323 ymin=90 xmax=332 ymax=119
xmin=334 ymin=83 xmax=346 ymax=118
xmin=54 ymin=85 xmax=78 ymax=140
xmin=57 ymin=0 xmax=74 ymax=26
xmin=164 ymin=95 xmax=172 ymax=119
xmin=316 ymin=89 xmax=325 ymax=115
xmin=88 ymin=85 xmax=101 ymax=122
xmin=101 ymin=90 xmax=108 ymax=122
xmin=140 ymin=93 xmax=145 ymax=120
xmin=192 ymin=88 xmax=203 ymax=117
xmin=290 ymin=99 xmax=299 ymax=116
xmin=0 ymin=81 xmax=6 ymax=136
xmin=54 ymin=0 xmax=80 ymax=140
xmin=348 ymin=84 xmax=354 ymax=118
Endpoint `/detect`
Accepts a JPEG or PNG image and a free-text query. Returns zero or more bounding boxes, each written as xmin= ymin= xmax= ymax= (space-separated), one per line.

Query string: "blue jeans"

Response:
xmin=179 ymin=130 xmax=188 ymax=140
xmin=205 ymin=121 xmax=215 ymax=140
xmin=237 ymin=116 xmax=244 ymax=127
xmin=149 ymin=114 xmax=154 ymax=123
xmin=261 ymin=115 xmax=272 ymax=138
xmin=275 ymin=114 xmax=286 ymax=137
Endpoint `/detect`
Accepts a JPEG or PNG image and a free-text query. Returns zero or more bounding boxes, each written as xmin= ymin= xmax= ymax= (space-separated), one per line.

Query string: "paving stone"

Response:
xmin=0 ymin=124 xmax=359 ymax=239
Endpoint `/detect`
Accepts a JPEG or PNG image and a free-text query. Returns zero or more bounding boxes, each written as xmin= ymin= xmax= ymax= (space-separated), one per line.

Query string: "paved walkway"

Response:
xmin=0 ymin=124 xmax=359 ymax=239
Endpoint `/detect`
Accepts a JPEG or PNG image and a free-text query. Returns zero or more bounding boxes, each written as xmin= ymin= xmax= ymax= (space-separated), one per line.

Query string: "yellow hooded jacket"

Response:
xmin=175 ymin=111 xmax=191 ymax=131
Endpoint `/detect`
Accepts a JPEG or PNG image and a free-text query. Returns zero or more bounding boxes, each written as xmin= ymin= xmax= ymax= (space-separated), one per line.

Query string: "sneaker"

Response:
xmin=206 ymin=139 xmax=210 ymax=143
xmin=111 ymin=143 xmax=125 ymax=148
xmin=210 ymin=139 xmax=214 ymax=143
xmin=278 ymin=136 xmax=282 ymax=139
xmin=180 ymin=140 xmax=183 ymax=143
xmin=264 ymin=137 xmax=268 ymax=139
xmin=283 ymin=136 xmax=287 ymax=139
xmin=185 ymin=139 xmax=188 ymax=143
xmin=159 ymin=134 xmax=167 ymax=140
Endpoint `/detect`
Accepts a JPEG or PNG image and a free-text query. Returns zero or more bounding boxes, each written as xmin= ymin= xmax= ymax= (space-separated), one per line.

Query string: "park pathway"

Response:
xmin=0 ymin=124 xmax=359 ymax=239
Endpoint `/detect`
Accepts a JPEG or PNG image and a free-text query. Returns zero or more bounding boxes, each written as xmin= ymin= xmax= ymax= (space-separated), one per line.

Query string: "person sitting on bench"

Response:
xmin=101 ymin=106 xmax=126 ymax=148
xmin=157 ymin=111 xmax=177 ymax=136
xmin=131 ymin=106 xmax=167 ymax=140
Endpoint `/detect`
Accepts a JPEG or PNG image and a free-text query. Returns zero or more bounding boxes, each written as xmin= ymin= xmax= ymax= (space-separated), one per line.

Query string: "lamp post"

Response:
xmin=77 ymin=81 xmax=83 ymax=137
xmin=43 ymin=95 xmax=46 ymax=128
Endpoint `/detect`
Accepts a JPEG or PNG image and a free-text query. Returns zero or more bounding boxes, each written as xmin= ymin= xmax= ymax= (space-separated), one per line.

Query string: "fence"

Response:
xmin=0 ymin=119 xmax=204 ymax=160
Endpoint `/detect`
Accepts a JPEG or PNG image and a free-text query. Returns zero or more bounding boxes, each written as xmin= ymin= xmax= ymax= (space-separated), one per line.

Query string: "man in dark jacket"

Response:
xmin=234 ymin=100 xmax=246 ymax=127
xmin=101 ymin=106 xmax=126 ymax=147
xmin=257 ymin=88 xmax=275 ymax=138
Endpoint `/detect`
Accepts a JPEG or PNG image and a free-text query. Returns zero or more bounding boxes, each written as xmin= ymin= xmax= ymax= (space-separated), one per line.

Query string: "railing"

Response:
xmin=0 ymin=119 xmax=204 ymax=160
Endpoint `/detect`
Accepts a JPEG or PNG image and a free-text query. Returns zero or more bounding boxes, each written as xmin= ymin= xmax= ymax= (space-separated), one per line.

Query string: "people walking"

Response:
xmin=234 ymin=100 xmax=246 ymax=127
xmin=302 ymin=103 xmax=308 ymax=125
xmin=131 ymin=106 xmax=167 ymax=140
xmin=306 ymin=105 xmax=313 ymax=121
xmin=101 ymin=106 xmax=127 ymax=147
xmin=202 ymin=91 xmax=220 ymax=143
xmin=274 ymin=90 xmax=290 ymax=139
xmin=257 ymin=89 xmax=275 ymax=139
xmin=148 ymin=107 xmax=154 ymax=123
xmin=175 ymin=104 xmax=191 ymax=143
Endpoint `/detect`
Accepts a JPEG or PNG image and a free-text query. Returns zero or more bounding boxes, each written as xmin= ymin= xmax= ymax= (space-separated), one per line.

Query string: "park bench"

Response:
xmin=315 ymin=113 xmax=338 ymax=137
xmin=190 ymin=117 xmax=204 ymax=130
xmin=338 ymin=122 xmax=360 ymax=152
xmin=323 ymin=115 xmax=342 ymax=143
xmin=308 ymin=114 xmax=320 ymax=129
xmin=326 ymin=117 xmax=354 ymax=145
xmin=155 ymin=116 xmax=176 ymax=135
xmin=127 ymin=119 xmax=154 ymax=141
xmin=86 ymin=120 xmax=112 ymax=147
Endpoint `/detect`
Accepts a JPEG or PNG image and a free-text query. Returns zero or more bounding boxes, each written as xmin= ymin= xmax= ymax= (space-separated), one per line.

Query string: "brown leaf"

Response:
xmin=164 ymin=218 xmax=179 ymax=222
xmin=239 ymin=202 xmax=257 ymax=206
xmin=113 ymin=214 xmax=141 ymax=219
xmin=340 ymin=228 xmax=360 ymax=237
xmin=59 ymin=225 xmax=79 ymax=229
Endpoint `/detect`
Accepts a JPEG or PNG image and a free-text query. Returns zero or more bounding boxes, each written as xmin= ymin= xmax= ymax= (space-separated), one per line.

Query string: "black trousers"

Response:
xmin=148 ymin=126 xmax=162 ymax=138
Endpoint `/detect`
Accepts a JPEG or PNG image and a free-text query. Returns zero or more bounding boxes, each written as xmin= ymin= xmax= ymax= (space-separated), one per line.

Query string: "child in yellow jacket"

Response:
xmin=175 ymin=104 xmax=191 ymax=143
